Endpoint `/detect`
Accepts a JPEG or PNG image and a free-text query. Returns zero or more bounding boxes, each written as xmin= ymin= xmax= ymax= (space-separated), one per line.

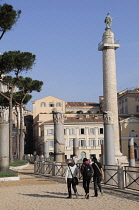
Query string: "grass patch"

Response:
xmin=0 ymin=171 xmax=18 ymax=177
xmin=9 ymin=160 xmax=28 ymax=167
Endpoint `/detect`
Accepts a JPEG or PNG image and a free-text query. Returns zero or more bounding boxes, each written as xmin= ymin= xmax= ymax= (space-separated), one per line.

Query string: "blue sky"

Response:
xmin=0 ymin=0 xmax=139 ymax=111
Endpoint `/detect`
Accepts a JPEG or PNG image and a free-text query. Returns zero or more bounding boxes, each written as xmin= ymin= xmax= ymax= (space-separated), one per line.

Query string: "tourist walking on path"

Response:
xmin=65 ymin=159 xmax=79 ymax=199
xmin=92 ymin=157 xmax=104 ymax=197
xmin=81 ymin=158 xmax=93 ymax=199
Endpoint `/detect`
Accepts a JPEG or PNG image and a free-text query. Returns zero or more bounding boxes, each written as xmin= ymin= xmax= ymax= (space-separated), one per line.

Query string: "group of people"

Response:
xmin=65 ymin=157 xmax=104 ymax=199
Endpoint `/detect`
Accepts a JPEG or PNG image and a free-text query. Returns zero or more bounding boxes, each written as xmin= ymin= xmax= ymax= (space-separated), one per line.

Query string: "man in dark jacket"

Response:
xmin=92 ymin=157 xmax=104 ymax=197
xmin=81 ymin=158 xmax=93 ymax=199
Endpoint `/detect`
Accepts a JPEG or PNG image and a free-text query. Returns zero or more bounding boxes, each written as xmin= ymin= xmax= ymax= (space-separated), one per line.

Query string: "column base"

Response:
xmin=115 ymin=155 xmax=128 ymax=166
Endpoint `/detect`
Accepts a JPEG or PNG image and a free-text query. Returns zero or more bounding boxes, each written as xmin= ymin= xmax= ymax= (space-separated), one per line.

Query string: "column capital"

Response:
xmin=103 ymin=111 xmax=114 ymax=125
xmin=53 ymin=111 xmax=64 ymax=124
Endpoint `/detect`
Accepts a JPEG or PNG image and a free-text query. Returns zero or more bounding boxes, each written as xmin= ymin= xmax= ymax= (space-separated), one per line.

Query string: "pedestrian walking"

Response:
xmin=65 ymin=159 xmax=79 ymax=199
xmin=81 ymin=158 xmax=93 ymax=199
xmin=92 ymin=157 xmax=104 ymax=197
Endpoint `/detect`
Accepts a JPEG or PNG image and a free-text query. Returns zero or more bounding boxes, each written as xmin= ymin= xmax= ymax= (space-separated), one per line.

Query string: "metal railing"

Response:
xmin=34 ymin=161 xmax=139 ymax=191
xmin=103 ymin=165 xmax=119 ymax=187
xmin=124 ymin=166 xmax=139 ymax=191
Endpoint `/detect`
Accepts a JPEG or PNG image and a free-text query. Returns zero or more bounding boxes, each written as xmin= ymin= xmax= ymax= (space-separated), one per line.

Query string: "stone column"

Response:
xmin=73 ymin=138 xmax=79 ymax=157
xmin=128 ymin=138 xmax=135 ymax=166
xmin=44 ymin=141 xmax=49 ymax=159
xmin=0 ymin=109 xmax=9 ymax=171
xmin=103 ymin=111 xmax=115 ymax=165
xmin=98 ymin=25 xmax=121 ymax=157
xmin=53 ymin=111 xmax=65 ymax=162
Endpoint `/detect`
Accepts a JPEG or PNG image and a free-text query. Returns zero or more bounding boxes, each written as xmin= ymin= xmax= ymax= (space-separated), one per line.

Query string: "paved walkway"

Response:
xmin=0 ymin=164 xmax=138 ymax=210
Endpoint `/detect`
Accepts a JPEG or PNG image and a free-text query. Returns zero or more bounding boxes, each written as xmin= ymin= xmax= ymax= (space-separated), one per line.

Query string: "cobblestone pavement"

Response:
xmin=0 ymin=164 xmax=138 ymax=210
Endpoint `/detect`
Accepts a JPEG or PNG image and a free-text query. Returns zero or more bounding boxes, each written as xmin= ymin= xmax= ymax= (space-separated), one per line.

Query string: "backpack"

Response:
xmin=83 ymin=164 xmax=92 ymax=178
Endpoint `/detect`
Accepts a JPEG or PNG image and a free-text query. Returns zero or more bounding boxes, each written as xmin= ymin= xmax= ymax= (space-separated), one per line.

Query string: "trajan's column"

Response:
xmin=98 ymin=13 xmax=128 ymax=164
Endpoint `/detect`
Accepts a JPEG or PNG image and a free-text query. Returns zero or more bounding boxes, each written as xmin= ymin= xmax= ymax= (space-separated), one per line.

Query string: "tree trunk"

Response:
xmin=15 ymin=106 xmax=19 ymax=160
xmin=9 ymin=96 xmax=13 ymax=162
xmin=19 ymin=103 xmax=24 ymax=160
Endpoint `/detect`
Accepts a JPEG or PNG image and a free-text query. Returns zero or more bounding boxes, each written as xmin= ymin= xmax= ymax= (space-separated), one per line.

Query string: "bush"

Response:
xmin=9 ymin=160 xmax=28 ymax=167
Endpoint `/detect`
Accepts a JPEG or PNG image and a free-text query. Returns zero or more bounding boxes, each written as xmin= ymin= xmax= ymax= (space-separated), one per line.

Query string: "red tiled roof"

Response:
xmin=43 ymin=115 xmax=103 ymax=124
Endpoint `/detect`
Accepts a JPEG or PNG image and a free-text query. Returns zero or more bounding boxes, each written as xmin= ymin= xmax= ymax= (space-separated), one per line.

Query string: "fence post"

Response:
xmin=52 ymin=162 xmax=56 ymax=176
xmin=41 ymin=161 xmax=45 ymax=174
xmin=118 ymin=166 xmax=124 ymax=190
xmin=34 ymin=161 xmax=37 ymax=174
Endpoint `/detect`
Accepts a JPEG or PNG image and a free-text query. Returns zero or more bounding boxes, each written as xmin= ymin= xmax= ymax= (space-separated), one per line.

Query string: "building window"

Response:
xmin=47 ymin=129 xmax=54 ymax=135
xmin=69 ymin=139 xmax=73 ymax=147
xmin=56 ymin=102 xmax=62 ymax=107
xmin=40 ymin=102 xmax=46 ymax=107
xmin=49 ymin=140 xmax=54 ymax=148
xmin=64 ymin=129 xmax=66 ymax=135
xmin=80 ymin=128 xmax=85 ymax=134
xmin=99 ymin=128 xmax=103 ymax=134
xmin=136 ymin=98 xmax=139 ymax=101
xmin=89 ymin=128 xmax=94 ymax=134
xmin=90 ymin=139 xmax=96 ymax=147
xmin=80 ymin=140 xmax=86 ymax=147
xmin=136 ymin=106 xmax=139 ymax=112
xmin=125 ymin=106 xmax=128 ymax=114
xmin=69 ymin=128 xmax=75 ymax=135
xmin=90 ymin=154 xmax=96 ymax=159
xmin=98 ymin=139 xmax=104 ymax=146
xmin=125 ymin=98 xmax=127 ymax=102
xmin=49 ymin=103 xmax=54 ymax=107
xmin=129 ymin=130 xmax=138 ymax=137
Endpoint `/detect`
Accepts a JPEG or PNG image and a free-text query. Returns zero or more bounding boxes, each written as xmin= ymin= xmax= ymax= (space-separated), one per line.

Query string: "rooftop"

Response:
xmin=66 ymin=102 xmax=99 ymax=107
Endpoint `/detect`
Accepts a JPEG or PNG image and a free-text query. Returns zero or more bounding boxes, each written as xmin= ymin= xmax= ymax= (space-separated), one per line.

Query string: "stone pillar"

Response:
xmin=0 ymin=109 xmax=9 ymax=171
xmin=103 ymin=111 xmax=115 ymax=165
xmin=73 ymin=138 xmax=79 ymax=157
xmin=98 ymin=27 xmax=121 ymax=157
xmin=101 ymin=143 xmax=105 ymax=165
xmin=44 ymin=141 xmax=49 ymax=159
xmin=98 ymin=15 xmax=128 ymax=164
xmin=118 ymin=166 xmax=125 ymax=190
xmin=53 ymin=111 xmax=65 ymax=162
xmin=128 ymin=138 xmax=135 ymax=166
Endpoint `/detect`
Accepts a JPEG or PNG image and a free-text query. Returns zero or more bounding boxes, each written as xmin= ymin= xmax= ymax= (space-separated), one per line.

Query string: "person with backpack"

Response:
xmin=81 ymin=158 xmax=93 ymax=199
xmin=92 ymin=157 xmax=104 ymax=197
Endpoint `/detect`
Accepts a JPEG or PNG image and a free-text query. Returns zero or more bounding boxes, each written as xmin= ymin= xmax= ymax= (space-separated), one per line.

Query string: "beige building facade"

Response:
xmin=118 ymin=89 xmax=139 ymax=115
xmin=40 ymin=116 xmax=104 ymax=160
xmin=120 ymin=116 xmax=139 ymax=160
xmin=32 ymin=96 xmax=101 ymax=156
xmin=32 ymin=95 xmax=139 ymax=162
